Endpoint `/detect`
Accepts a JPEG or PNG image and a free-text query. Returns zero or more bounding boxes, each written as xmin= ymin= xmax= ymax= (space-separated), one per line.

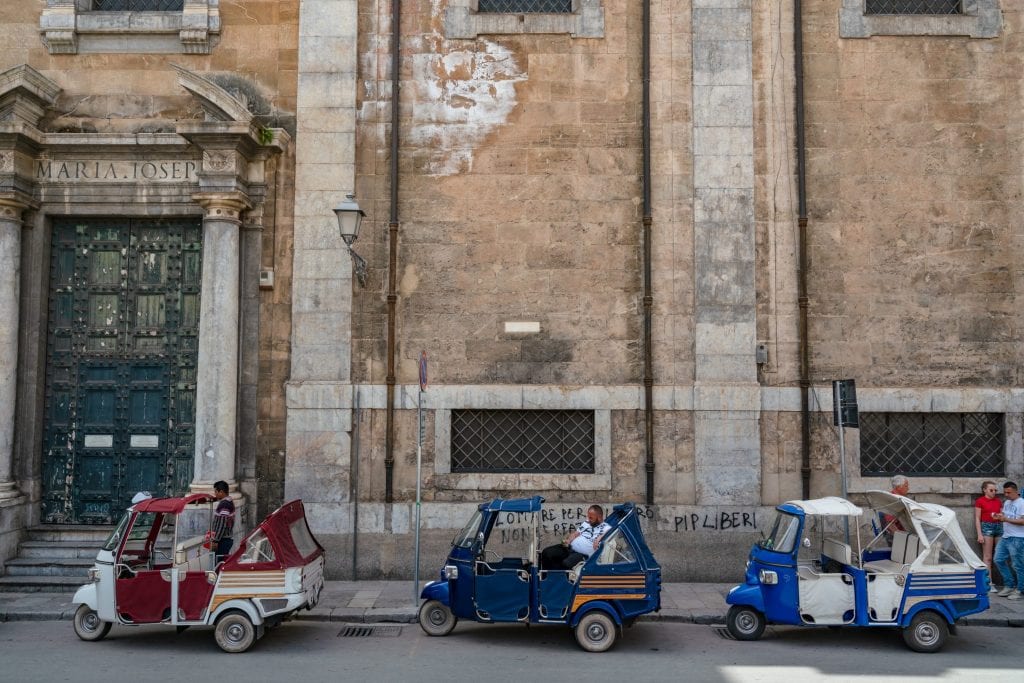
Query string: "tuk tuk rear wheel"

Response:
xmin=726 ymin=605 xmax=766 ymax=641
xmin=73 ymin=604 xmax=111 ymax=642
xmin=215 ymin=612 xmax=257 ymax=653
xmin=418 ymin=600 xmax=457 ymax=636
xmin=574 ymin=611 xmax=617 ymax=653
xmin=902 ymin=611 xmax=948 ymax=653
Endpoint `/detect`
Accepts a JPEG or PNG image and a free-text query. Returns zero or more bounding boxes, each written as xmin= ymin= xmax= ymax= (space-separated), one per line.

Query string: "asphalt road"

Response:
xmin=0 ymin=619 xmax=1019 ymax=682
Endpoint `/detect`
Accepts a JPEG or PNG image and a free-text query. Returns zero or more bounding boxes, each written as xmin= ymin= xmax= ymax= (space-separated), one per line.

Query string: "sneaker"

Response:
xmin=997 ymin=587 xmax=1015 ymax=597
xmin=989 ymin=585 xmax=1000 ymax=593
xmin=1008 ymin=590 xmax=1022 ymax=600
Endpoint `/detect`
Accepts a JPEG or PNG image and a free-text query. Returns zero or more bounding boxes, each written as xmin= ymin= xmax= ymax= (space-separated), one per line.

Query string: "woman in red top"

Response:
xmin=975 ymin=480 xmax=1003 ymax=591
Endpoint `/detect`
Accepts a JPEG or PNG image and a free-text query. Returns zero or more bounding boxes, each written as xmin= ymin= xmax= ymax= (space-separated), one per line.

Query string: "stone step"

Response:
xmin=0 ymin=575 xmax=85 ymax=593
xmin=26 ymin=526 xmax=114 ymax=543
xmin=4 ymin=558 xmax=94 ymax=577
xmin=17 ymin=541 xmax=104 ymax=560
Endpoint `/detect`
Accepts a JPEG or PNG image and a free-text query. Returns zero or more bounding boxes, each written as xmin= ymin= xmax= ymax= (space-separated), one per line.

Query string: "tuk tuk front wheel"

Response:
xmin=418 ymin=600 xmax=457 ymax=636
xmin=726 ymin=605 xmax=766 ymax=641
xmin=902 ymin=611 xmax=948 ymax=653
xmin=214 ymin=611 xmax=257 ymax=653
xmin=574 ymin=611 xmax=617 ymax=653
xmin=73 ymin=604 xmax=111 ymax=642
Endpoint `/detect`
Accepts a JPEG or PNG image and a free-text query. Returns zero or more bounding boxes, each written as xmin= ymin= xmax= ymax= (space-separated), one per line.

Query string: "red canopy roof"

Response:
xmin=133 ymin=493 xmax=215 ymax=514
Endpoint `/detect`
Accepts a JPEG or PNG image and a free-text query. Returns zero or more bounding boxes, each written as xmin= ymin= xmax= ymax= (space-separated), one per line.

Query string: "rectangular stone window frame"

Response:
xmin=40 ymin=0 xmax=221 ymax=55
xmin=444 ymin=0 xmax=604 ymax=39
xmin=435 ymin=407 xmax=612 ymax=491
xmin=840 ymin=0 xmax=1001 ymax=37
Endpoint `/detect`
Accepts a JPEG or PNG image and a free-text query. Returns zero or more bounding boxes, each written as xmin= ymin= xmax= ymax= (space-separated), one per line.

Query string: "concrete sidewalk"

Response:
xmin=3 ymin=581 xmax=1023 ymax=627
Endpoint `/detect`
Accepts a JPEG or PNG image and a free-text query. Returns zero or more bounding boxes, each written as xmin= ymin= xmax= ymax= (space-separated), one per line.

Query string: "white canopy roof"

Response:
xmin=865 ymin=490 xmax=985 ymax=569
xmin=784 ymin=497 xmax=863 ymax=517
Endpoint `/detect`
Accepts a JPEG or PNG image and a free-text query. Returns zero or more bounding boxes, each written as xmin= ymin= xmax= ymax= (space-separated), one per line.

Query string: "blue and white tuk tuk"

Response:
xmin=726 ymin=491 xmax=990 ymax=652
xmin=418 ymin=497 xmax=661 ymax=652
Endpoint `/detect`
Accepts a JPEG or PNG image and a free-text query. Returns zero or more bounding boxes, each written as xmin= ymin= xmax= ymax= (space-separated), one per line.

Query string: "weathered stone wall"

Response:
xmin=803 ymin=1 xmax=1023 ymax=388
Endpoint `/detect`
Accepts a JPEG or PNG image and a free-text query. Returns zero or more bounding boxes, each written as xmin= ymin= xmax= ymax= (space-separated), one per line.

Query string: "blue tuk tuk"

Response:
xmin=726 ymin=492 xmax=990 ymax=652
xmin=418 ymin=497 xmax=661 ymax=652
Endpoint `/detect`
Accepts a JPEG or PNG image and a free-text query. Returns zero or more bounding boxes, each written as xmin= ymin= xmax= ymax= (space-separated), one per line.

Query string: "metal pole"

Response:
xmin=413 ymin=387 xmax=423 ymax=604
xmin=835 ymin=382 xmax=849 ymax=543
xmin=351 ymin=391 xmax=361 ymax=580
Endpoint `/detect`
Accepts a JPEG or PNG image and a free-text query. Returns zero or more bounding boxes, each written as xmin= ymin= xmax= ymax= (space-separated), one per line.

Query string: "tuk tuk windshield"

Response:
xmin=760 ymin=511 xmax=800 ymax=553
xmin=103 ymin=512 xmax=132 ymax=552
xmin=453 ymin=510 xmax=483 ymax=548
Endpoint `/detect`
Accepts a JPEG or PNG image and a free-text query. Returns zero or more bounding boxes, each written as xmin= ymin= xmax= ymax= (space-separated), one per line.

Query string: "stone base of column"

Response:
xmin=0 ymin=481 xmax=24 ymax=506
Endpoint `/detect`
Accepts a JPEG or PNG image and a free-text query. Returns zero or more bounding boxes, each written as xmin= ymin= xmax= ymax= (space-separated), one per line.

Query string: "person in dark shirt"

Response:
xmin=211 ymin=480 xmax=235 ymax=563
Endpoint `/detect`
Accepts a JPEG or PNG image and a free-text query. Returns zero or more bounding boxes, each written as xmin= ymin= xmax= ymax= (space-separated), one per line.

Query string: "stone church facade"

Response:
xmin=1 ymin=1 xmax=1021 ymax=582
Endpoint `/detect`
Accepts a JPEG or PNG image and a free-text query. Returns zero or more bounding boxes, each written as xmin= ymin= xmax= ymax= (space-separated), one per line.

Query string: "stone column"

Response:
xmin=691 ymin=2 xmax=761 ymax=505
xmin=190 ymin=192 xmax=251 ymax=494
xmin=0 ymin=199 xmax=28 ymax=503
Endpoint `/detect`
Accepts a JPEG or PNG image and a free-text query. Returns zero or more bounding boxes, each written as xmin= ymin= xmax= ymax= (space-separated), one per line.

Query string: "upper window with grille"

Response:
xmin=451 ymin=409 xmax=595 ymax=474
xmin=444 ymin=0 xmax=603 ymax=39
xmin=859 ymin=412 xmax=1004 ymax=477
xmin=477 ymin=0 xmax=571 ymax=12
xmin=90 ymin=0 xmax=185 ymax=9
xmin=865 ymin=0 xmax=962 ymax=14
xmin=840 ymin=0 xmax=1001 ymax=38
xmin=41 ymin=0 xmax=220 ymax=54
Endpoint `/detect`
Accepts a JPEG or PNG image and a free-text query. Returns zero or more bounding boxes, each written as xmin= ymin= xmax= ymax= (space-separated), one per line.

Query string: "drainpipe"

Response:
xmin=384 ymin=0 xmax=401 ymax=503
xmin=794 ymin=0 xmax=811 ymax=499
xmin=642 ymin=0 xmax=654 ymax=505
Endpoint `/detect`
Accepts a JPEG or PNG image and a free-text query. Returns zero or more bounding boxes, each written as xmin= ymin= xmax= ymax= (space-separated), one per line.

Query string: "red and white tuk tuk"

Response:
xmin=71 ymin=495 xmax=325 ymax=653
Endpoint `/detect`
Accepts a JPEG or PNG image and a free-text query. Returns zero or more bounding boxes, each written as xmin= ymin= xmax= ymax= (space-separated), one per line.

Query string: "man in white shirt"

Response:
xmin=993 ymin=481 xmax=1024 ymax=599
xmin=540 ymin=505 xmax=611 ymax=570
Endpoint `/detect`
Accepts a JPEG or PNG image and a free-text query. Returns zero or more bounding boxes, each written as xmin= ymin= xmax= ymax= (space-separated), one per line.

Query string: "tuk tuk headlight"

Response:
xmin=87 ymin=567 xmax=101 ymax=583
xmin=758 ymin=569 xmax=778 ymax=585
xmin=444 ymin=564 xmax=459 ymax=580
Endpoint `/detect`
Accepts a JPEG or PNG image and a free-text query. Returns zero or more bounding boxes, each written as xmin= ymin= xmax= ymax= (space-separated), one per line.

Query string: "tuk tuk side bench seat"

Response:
xmin=863 ymin=530 xmax=920 ymax=575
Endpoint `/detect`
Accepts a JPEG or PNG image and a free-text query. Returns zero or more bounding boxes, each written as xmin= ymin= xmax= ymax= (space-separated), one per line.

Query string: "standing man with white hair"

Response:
xmin=880 ymin=475 xmax=911 ymax=539
xmin=890 ymin=475 xmax=910 ymax=497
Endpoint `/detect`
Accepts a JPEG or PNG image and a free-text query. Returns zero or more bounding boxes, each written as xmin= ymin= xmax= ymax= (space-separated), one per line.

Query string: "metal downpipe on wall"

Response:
xmin=642 ymin=0 xmax=655 ymax=504
xmin=384 ymin=0 xmax=401 ymax=504
xmin=794 ymin=0 xmax=811 ymax=499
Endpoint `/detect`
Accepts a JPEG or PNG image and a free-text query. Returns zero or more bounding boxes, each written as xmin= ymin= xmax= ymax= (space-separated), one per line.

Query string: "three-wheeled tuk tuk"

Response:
xmin=418 ymin=497 xmax=661 ymax=652
xmin=72 ymin=495 xmax=325 ymax=653
xmin=725 ymin=491 xmax=990 ymax=652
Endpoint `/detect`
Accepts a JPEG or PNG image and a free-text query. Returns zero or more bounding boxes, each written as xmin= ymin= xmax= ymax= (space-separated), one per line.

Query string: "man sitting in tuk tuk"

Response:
xmin=540 ymin=504 xmax=610 ymax=570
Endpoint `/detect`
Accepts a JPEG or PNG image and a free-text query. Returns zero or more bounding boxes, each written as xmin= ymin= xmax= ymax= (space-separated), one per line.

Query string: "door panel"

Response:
xmin=42 ymin=219 xmax=202 ymax=524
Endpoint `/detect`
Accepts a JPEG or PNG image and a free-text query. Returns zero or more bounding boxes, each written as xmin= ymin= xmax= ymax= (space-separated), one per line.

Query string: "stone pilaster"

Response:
xmin=0 ymin=198 xmax=28 ymax=504
xmin=189 ymin=192 xmax=251 ymax=496
xmin=285 ymin=0 xmax=360 ymax=531
xmin=691 ymin=1 xmax=761 ymax=505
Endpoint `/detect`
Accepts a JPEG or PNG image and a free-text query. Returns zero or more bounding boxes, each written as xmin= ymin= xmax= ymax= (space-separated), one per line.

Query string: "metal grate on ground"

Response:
xmin=337 ymin=624 xmax=403 ymax=638
xmin=477 ymin=0 xmax=572 ymax=13
xmin=451 ymin=409 xmax=595 ymax=473
xmin=865 ymin=0 xmax=961 ymax=14
xmin=859 ymin=412 xmax=1004 ymax=477
xmin=93 ymin=0 xmax=185 ymax=11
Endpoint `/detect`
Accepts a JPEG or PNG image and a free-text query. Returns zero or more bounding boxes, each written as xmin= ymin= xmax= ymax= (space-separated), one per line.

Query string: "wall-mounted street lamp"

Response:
xmin=334 ymin=193 xmax=367 ymax=287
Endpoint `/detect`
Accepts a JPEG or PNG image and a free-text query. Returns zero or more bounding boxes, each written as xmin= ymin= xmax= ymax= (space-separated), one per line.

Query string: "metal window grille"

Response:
xmin=865 ymin=0 xmax=962 ymax=14
xmin=92 ymin=0 xmax=185 ymax=10
xmin=477 ymin=0 xmax=573 ymax=13
xmin=859 ymin=412 xmax=1004 ymax=476
xmin=451 ymin=410 xmax=595 ymax=473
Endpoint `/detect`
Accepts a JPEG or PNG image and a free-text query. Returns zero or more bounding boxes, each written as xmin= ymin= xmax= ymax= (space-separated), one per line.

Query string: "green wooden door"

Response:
xmin=42 ymin=219 xmax=202 ymax=524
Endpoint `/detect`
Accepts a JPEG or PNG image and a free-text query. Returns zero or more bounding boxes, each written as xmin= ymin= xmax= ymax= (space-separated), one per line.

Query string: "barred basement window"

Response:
xmin=865 ymin=0 xmax=961 ymax=13
xmin=478 ymin=0 xmax=572 ymax=12
xmin=92 ymin=0 xmax=185 ymax=9
xmin=451 ymin=410 xmax=595 ymax=473
xmin=859 ymin=413 xmax=1004 ymax=477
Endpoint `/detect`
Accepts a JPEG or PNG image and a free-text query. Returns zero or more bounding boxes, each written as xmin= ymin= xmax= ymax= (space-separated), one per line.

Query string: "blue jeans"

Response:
xmin=994 ymin=536 xmax=1024 ymax=590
